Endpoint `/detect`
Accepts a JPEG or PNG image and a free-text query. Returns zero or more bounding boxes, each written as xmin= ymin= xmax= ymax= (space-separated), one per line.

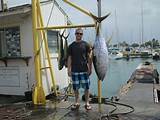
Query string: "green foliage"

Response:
xmin=131 ymin=43 xmax=139 ymax=48
xmin=113 ymin=44 xmax=118 ymax=47
xmin=144 ymin=38 xmax=159 ymax=48
xmin=111 ymin=38 xmax=159 ymax=48
xmin=119 ymin=41 xmax=129 ymax=47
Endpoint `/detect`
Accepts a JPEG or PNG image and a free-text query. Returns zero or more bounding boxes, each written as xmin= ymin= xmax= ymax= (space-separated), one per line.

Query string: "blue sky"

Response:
xmin=8 ymin=0 xmax=160 ymax=44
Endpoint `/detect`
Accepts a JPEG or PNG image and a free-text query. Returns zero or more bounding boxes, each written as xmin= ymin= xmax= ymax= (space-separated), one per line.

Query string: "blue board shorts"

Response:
xmin=71 ymin=72 xmax=90 ymax=91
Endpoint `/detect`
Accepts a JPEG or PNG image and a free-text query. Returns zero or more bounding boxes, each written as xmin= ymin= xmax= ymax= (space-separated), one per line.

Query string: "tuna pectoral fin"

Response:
xmin=90 ymin=13 xmax=111 ymax=23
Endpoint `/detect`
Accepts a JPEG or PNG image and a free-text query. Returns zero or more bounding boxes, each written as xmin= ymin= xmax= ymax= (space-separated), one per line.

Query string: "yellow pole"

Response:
xmin=32 ymin=0 xmax=46 ymax=105
xmin=98 ymin=80 xmax=102 ymax=104
xmin=63 ymin=0 xmax=92 ymax=18
xmin=98 ymin=0 xmax=102 ymax=105
xmin=37 ymin=24 xmax=95 ymax=30
xmin=36 ymin=0 xmax=57 ymax=95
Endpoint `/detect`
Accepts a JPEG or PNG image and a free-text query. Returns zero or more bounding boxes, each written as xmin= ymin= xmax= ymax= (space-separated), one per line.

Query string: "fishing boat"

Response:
xmin=140 ymin=49 xmax=152 ymax=58
xmin=113 ymin=51 xmax=124 ymax=60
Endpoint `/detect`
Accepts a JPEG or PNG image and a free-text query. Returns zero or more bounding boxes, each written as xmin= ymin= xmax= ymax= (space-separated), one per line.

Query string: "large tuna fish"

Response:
xmin=91 ymin=13 xmax=110 ymax=81
xmin=93 ymin=35 xmax=108 ymax=81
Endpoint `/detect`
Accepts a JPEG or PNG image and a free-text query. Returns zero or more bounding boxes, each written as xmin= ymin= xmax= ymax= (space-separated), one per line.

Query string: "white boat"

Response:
xmin=109 ymin=51 xmax=124 ymax=60
xmin=140 ymin=49 xmax=152 ymax=58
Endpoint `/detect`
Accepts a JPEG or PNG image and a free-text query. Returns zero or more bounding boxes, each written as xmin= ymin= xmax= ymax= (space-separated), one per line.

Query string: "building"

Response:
xmin=0 ymin=0 xmax=70 ymax=96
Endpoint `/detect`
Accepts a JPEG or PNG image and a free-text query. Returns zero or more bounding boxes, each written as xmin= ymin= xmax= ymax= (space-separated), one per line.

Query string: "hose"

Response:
xmin=101 ymin=101 xmax=134 ymax=120
xmin=90 ymin=97 xmax=134 ymax=120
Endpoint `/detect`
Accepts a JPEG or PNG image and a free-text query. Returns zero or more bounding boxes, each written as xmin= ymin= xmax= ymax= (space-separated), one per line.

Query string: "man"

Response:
xmin=67 ymin=28 xmax=92 ymax=110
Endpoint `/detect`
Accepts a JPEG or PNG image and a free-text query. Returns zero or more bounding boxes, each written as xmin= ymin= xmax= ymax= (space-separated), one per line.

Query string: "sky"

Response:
xmin=7 ymin=0 xmax=160 ymax=44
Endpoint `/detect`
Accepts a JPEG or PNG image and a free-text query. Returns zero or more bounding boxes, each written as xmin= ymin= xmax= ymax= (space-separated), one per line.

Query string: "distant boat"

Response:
xmin=115 ymin=52 xmax=125 ymax=60
xmin=109 ymin=51 xmax=124 ymax=60
xmin=152 ymin=50 xmax=160 ymax=60
xmin=140 ymin=49 xmax=152 ymax=58
xmin=152 ymin=52 xmax=160 ymax=60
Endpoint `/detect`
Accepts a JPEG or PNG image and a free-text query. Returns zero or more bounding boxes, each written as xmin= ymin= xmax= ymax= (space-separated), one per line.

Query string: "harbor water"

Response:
xmin=87 ymin=58 xmax=160 ymax=98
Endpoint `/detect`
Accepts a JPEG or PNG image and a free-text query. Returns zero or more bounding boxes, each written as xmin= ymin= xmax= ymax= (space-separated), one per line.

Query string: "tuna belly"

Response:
xmin=93 ymin=51 xmax=108 ymax=80
xmin=93 ymin=37 xmax=108 ymax=80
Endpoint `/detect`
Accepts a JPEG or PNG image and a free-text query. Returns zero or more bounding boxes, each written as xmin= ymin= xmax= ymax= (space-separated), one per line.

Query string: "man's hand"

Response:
xmin=87 ymin=68 xmax=92 ymax=76
xmin=68 ymin=69 xmax=72 ymax=77
xmin=67 ymin=56 xmax=72 ymax=77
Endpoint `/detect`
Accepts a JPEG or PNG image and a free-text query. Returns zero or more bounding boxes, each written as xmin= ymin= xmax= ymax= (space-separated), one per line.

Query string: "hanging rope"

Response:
xmin=46 ymin=0 xmax=55 ymax=27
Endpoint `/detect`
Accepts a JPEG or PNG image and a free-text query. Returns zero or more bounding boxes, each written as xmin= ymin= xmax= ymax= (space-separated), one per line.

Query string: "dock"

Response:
xmin=0 ymin=97 xmax=117 ymax=120
xmin=0 ymin=61 xmax=160 ymax=120
xmin=118 ymin=61 xmax=160 ymax=120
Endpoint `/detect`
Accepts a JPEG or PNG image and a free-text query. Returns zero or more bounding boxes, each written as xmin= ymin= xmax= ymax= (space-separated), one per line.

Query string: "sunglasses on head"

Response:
xmin=76 ymin=32 xmax=83 ymax=35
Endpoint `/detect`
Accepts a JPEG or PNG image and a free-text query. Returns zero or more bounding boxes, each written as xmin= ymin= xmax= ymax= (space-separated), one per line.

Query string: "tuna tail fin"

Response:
xmin=63 ymin=32 xmax=70 ymax=40
xmin=90 ymin=13 xmax=111 ymax=36
xmin=59 ymin=29 xmax=66 ymax=38
xmin=63 ymin=32 xmax=70 ymax=68
xmin=90 ymin=13 xmax=111 ymax=23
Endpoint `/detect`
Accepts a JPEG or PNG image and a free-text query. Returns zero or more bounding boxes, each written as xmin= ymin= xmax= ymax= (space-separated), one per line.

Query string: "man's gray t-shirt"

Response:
xmin=68 ymin=41 xmax=90 ymax=72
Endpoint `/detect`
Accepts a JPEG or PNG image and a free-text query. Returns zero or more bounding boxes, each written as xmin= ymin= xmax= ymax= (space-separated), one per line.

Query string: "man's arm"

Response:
xmin=87 ymin=47 xmax=92 ymax=76
xmin=67 ymin=56 xmax=72 ymax=77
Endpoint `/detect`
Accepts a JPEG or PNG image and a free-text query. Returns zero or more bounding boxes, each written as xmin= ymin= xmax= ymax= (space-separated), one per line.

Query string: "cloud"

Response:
xmin=8 ymin=0 xmax=160 ymax=43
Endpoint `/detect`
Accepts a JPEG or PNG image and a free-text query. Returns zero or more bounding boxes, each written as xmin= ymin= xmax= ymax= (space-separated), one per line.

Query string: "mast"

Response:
xmin=141 ymin=0 xmax=144 ymax=46
xmin=115 ymin=10 xmax=119 ymax=48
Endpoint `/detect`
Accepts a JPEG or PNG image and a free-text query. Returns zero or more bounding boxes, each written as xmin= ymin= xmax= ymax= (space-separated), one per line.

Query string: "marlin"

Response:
xmin=92 ymin=13 xmax=110 ymax=81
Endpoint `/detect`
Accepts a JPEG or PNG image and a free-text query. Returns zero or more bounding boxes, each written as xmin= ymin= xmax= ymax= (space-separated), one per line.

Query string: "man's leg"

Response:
xmin=82 ymin=72 xmax=91 ymax=110
xmin=71 ymin=72 xmax=80 ymax=105
xmin=71 ymin=89 xmax=80 ymax=110
xmin=85 ymin=89 xmax=89 ymax=105
xmin=74 ymin=89 xmax=80 ymax=104
xmin=84 ymin=89 xmax=92 ymax=110
xmin=70 ymin=73 xmax=81 ymax=110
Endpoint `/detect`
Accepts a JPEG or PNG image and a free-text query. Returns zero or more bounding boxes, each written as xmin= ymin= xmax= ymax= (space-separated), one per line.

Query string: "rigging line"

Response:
xmin=46 ymin=0 xmax=55 ymax=27
xmin=38 ymin=0 xmax=55 ymax=56
xmin=35 ymin=0 xmax=55 ymax=60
